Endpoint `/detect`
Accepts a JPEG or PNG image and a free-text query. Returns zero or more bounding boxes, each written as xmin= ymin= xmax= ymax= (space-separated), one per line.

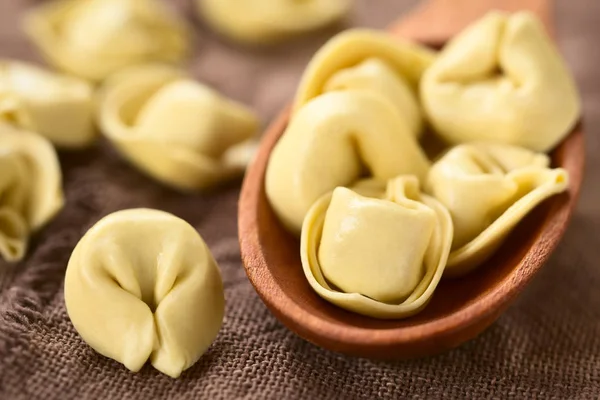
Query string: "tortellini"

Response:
xmin=23 ymin=0 xmax=190 ymax=82
xmin=265 ymin=13 xmax=578 ymax=321
xmin=98 ymin=64 xmax=260 ymax=192
xmin=266 ymin=30 xmax=435 ymax=234
xmin=294 ymin=29 xmax=437 ymax=135
xmin=425 ymin=142 xmax=569 ymax=276
xmin=0 ymin=123 xmax=64 ymax=262
xmin=0 ymin=60 xmax=95 ymax=148
xmin=196 ymin=0 xmax=352 ymax=45
xmin=323 ymin=58 xmax=423 ymax=135
xmin=265 ymin=91 xmax=430 ymax=235
xmin=421 ymin=11 xmax=581 ymax=153
xmin=301 ymin=176 xmax=452 ymax=319
xmin=64 ymin=208 xmax=225 ymax=378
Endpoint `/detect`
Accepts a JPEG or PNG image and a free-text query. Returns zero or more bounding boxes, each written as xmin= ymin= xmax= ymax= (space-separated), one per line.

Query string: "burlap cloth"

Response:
xmin=0 ymin=0 xmax=599 ymax=398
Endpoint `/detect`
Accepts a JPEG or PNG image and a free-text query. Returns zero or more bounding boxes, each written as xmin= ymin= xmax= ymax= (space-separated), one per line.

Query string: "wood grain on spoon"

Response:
xmin=238 ymin=0 xmax=584 ymax=359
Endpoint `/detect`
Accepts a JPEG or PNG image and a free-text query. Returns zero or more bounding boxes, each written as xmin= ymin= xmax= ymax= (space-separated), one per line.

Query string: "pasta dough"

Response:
xmin=266 ymin=30 xmax=435 ymax=234
xmin=196 ymin=0 xmax=351 ymax=45
xmin=64 ymin=208 xmax=225 ymax=378
xmin=421 ymin=11 xmax=581 ymax=153
xmin=23 ymin=0 xmax=190 ymax=82
xmin=265 ymin=91 xmax=430 ymax=235
xmin=0 ymin=60 xmax=95 ymax=148
xmin=301 ymin=176 xmax=452 ymax=319
xmin=425 ymin=142 xmax=569 ymax=276
xmin=98 ymin=64 xmax=260 ymax=192
xmin=0 ymin=123 xmax=64 ymax=262
xmin=294 ymin=29 xmax=436 ymax=136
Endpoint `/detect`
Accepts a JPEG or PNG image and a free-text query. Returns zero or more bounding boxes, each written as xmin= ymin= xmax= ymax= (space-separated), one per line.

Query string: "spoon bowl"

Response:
xmin=238 ymin=0 xmax=585 ymax=359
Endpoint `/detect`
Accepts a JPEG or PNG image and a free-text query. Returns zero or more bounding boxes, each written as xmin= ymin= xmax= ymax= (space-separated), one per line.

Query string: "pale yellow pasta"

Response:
xmin=421 ymin=11 xmax=581 ymax=153
xmin=425 ymin=142 xmax=569 ymax=276
xmin=0 ymin=60 xmax=95 ymax=148
xmin=266 ymin=30 xmax=435 ymax=234
xmin=64 ymin=208 xmax=224 ymax=378
xmin=98 ymin=64 xmax=260 ymax=192
xmin=323 ymin=58 xmax=423 ymax=135
xmin=196 ymin=0 xmax=351 ymax=45
xmin=23 ymin=0 xmax=190 ymax=82
xmin=294 ymin=29 xmax=436 ymax=136
xmin=0 ymin=123 xmax=64 ymax=262
xmin=301 ymin=176 xmax=453 ymax=319
xmin=265 ymin=91 xmax=430 ymax=235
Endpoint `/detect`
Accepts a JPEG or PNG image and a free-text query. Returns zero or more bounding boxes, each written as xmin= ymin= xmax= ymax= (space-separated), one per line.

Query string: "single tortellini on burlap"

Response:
xmin=294 ymin=29 xmax=437 ymax=137
xmin=425 ymin=142 xmax=569 ymax=276
xmin=0 ymin=123 xmax=64 ymax=262
xmin=265 ymin=90 xmax=431 ymax=235
xmin=420 ymin=11 xmax=581 ymax=153
xmin=196 ymin=0 xmax=351 ymax=45
xmin=301 ymin=176 xmax=453 ymax=319
xmin=0 ymin=60 xmax=95 ymax=148
xmin=98 ymin=64 xmax=260 ymax=192
xmin=64 ymin=208 xmax=225 ymax=378
xmin=23 ymin=0 xmax=190 ymax=82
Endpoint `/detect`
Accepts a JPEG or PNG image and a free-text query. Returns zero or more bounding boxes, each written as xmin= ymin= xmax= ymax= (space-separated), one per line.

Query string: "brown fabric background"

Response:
xmin=1 ymin=0 xmax=599 ymax=399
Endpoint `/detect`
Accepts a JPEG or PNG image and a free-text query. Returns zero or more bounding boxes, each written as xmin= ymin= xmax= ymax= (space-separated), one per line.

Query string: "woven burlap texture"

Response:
xmin=1 ymin=0 xmax=599 ymax=398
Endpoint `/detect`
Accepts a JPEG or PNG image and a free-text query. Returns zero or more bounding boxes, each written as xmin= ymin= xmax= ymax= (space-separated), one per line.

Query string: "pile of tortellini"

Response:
xmin=265 ymin=11 xmax=581 ymax=320
xmin=1 ymin=0 xmax=279 ymax=378
xmin=1 ymin=0 xmax=262 ymax=263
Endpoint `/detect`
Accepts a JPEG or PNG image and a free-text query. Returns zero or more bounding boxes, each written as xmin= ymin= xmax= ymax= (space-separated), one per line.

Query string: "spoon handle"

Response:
xmin=388 ymin=0 xmax=553 ymax=45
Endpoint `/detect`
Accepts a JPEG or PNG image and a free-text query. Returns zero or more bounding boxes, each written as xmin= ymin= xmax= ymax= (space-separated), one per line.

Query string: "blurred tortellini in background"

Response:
xmin=0 ymin=60 xmax=95 ymax=148
xmin=98 ymin=64 xmax=260 ymax=192
xmin=23 ymin=0 xmax=191 ymax=82
xmin=197 ymin=0 xmax=353 ymax=45
xmin=0 ymin=123 xmax=64 ymax=262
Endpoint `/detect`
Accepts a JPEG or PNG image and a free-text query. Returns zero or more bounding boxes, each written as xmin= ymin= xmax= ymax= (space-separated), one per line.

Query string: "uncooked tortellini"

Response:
xmin=294 ymin=29 xmax=436 ymax=135
xmin=266 ymin=30 xmax=435 ymax=234
xmin=197 ymin=0 xmax=351 ymax=45
xmin=0 ymin=123 xmax=64 ymax=262
xmin=98 ymin=64 xmax=260 ymax=192
xmin=23 ymin=0 xmax=190 ymax=82
xmin=301 ymin=176 xmax=452 ymax=319
xmin=266 ymin=91 xmax=430 ymax=235
xmin=425 ymin=142 xmax=569 ymax=276
xmin=64 ymin=208 xmax=225 ymax=378
xmin=421 ymin=11 xmax=581 ymax=153
xmin=0 ymin=60 xmax=95 ymax=148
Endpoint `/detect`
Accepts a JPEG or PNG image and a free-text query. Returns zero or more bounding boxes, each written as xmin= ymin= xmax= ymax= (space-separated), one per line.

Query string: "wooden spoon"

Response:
xmin=237 ymin=0 xmax=585 ymax=359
